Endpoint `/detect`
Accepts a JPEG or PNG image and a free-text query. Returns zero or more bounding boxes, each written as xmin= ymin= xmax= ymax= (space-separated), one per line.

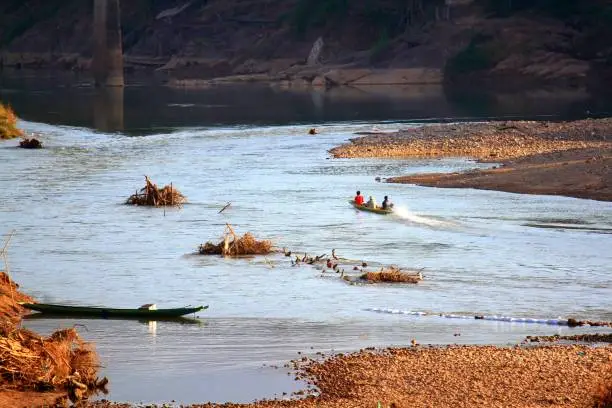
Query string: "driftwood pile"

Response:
xmin=199 ymin=224 xmax=272 ymax=256
xmin=18 ymin=138 xmax=42 ymax=149
xmin=126 ymin=176 xmax=186 ymax=207
xmin=361 ymin=266 xmax=423 ymax=284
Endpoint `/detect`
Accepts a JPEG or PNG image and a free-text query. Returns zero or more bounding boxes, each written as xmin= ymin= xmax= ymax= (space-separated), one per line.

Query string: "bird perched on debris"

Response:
xmin=332 ymin=249 xmax=338 ymax=260
xmin=283 ymin=248 xmax=292 ymax=257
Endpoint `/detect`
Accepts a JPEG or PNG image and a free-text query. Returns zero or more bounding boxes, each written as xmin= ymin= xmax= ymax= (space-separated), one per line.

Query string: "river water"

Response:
xmin=1 ymin=72 xmax=611 ymax=404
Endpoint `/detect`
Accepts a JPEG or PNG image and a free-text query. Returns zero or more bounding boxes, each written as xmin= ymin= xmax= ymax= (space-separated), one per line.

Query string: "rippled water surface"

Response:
xmin=1 ymin=75 xmax=611 ymax=404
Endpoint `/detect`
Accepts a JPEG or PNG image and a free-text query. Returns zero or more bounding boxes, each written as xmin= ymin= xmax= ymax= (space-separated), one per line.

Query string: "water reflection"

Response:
xmin=93 ymin=87 xmax=124 ymax=132
xmin=1 ymin=70 xmax=611 ymax=134
xmin=148 ymin=320 xmax=157 ymax=336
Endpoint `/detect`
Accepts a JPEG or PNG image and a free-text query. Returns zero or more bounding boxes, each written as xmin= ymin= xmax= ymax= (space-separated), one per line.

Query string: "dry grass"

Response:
xmin=593 ymin=364 xmax=612 ymax=408
xmin=18 ymin=138 xmax=42 ymax=149
xmin=0 ymin=272 xmax=106 ymax=403
xmin=0 ymin=272 xmax=34 ymax=324
xmin=126 ymin=176 xmax=186 ymax=207
xmin=199 ymin=224 xmax=272 ymax=256
xmin=361 ymin=267 xmax=422 ymax=283
xmin=0 ymin=323 xmax=105 ymax=401
xmin=0 ymin=103 xmax=24 ymax=140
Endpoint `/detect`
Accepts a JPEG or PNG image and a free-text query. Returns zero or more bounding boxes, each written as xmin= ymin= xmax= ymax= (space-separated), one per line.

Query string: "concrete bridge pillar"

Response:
xmin=93 ymin=0 xmax=124 ymax=87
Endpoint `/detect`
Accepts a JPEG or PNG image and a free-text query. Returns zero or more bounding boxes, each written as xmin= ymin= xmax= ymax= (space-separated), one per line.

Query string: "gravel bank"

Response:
xmin=329 ymin=118 xmax=612 ymax=161
xmin=86 ymin=344 xmax=611 ymax=408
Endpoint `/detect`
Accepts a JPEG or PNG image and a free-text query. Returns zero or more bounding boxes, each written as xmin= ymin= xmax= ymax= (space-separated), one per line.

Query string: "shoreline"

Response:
xmin=330 ymin=118 xmax=612 ymax=201
xmin=88 ymin=344 xmax=612 ymax=408
xmin=4 ymin=270 xmax=611 ymax=408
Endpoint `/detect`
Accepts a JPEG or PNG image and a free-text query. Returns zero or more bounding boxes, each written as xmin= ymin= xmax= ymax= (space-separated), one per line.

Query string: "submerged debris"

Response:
xmin=126 ymin=176 xmax=186 ymax=207
xmin=360 ymin=267 xmax=423 ymax=284
xmin=18 ymin=138 xmax=42 ymax=149
xmin=284 ymin=248 xmax=424 ymax=285
xmin=567 ymin=318 xmax=612 ymax=328
xmin=199 ymin=224 xmax=272 ymax=256
xmin=525 ymin=333 xmax=612 ymax=343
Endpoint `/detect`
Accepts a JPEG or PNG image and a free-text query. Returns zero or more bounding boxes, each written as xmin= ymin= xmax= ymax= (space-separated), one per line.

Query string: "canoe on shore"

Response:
xmin=348 ymin=200 xmax=393 ymax=215
xmin=19 ymin=303 xmax=207 ymax=318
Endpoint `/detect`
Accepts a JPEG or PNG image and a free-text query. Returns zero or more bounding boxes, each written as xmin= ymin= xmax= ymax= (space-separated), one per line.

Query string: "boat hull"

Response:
xmin=20 ymin=303 xmax=207 ymax=318
xmin=348 ymin=200 xmax=393 ymax=215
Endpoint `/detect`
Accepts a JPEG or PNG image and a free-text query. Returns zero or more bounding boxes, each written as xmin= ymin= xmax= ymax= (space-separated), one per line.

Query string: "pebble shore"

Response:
xmin=86 ymin=344 xmax=612 ymax=408
xmin=329 ymin=118 xmax=612 ymax=161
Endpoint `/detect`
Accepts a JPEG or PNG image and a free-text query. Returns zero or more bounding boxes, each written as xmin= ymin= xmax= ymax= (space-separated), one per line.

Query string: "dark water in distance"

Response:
xmin=1 ymin=69 xmax=611 ymax=134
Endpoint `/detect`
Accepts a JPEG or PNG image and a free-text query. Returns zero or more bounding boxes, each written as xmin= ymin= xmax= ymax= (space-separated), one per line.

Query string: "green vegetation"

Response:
xmin=445 ymin=34 xmax=506 ymax=76
xmin=290 ymin=0 xmax=350 ymax=37
xmin=369 ymin=28 xmax=391 ymax=63
xmin=0 ymin=0 xmax=66 ymax=47
xmin=288 ymin=0 xmax=441 ymax=40
xmin=477 ymin=0 xmax=612 ymax=20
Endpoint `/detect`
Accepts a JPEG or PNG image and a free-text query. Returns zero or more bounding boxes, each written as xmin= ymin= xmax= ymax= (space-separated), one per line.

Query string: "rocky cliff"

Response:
xmin=0 ymin=0 xmax=610 ymax=91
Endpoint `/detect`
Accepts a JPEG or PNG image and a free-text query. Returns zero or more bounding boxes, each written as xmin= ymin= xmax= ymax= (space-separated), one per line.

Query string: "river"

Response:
xmin=1 ymin=71 xmax=611 ymax=404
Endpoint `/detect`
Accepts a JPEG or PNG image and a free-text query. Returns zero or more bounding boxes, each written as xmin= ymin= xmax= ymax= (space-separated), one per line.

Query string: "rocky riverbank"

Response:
xmin=1 ymin=1 xmax=611 ymax=94
xmin=330 ymin=118 xmax=612 ymax=201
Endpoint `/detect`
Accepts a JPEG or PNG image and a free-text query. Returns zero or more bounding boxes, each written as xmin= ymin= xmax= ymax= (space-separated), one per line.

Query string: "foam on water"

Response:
xmin=392 ymin=205 xmax=456 ymax=228
xmin=365 ymin=307 xmax=569 ymax=326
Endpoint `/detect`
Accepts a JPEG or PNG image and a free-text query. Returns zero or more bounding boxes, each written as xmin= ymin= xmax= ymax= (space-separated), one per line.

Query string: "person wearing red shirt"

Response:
xmin=354 ymin=190 xmax=364 ymax=205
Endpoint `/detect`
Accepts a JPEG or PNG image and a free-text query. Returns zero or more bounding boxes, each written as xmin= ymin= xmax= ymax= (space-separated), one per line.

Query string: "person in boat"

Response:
xmin=354 ymin=190 xmax=364 ymax=205
xmin=382 ymin=196 xmax=393 ymax=210
xmin=366 ymin=195 xmax=377 ymax=209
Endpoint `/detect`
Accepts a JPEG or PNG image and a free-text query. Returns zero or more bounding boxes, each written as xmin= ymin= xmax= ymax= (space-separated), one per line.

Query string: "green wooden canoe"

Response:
xmin=19 ymin=303 xmax=207 ymax=318
xmin=348 ymin=200 xmax=393 ymax=215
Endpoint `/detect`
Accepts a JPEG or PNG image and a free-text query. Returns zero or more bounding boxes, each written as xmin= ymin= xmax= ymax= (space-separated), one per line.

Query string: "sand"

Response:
xmin=389 ymin=147 xmax=612 ymax=201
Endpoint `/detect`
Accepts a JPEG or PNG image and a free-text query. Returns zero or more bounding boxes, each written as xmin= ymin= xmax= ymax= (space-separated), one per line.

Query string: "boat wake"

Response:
xmin=392 ymin=206 xmax=455 ymax=229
